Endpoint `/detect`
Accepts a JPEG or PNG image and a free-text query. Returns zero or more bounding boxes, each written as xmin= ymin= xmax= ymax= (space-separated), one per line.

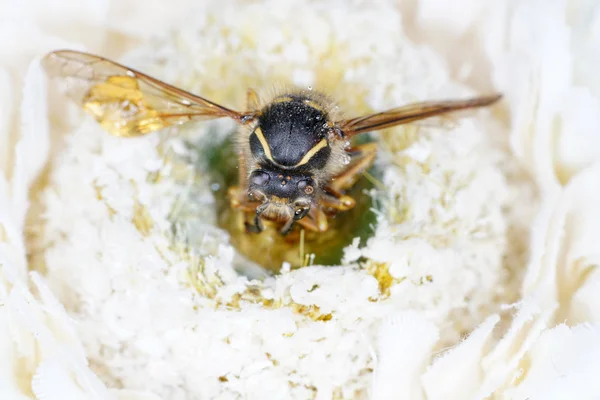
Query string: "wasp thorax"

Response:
xmin=249 ymin=96 xmax=332 ymax=171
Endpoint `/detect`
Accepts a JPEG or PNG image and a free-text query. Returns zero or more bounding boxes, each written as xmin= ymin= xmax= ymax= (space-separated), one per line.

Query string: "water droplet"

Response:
xmin=344 ymin=141 xmax=351 ymax=149
xmin=342 ymin=155 xmax=351 ymax=165
xmin=307 ymin=86 xmax=313 ymax=91
xmin=211 ymin=183 xmax=221 ymax=191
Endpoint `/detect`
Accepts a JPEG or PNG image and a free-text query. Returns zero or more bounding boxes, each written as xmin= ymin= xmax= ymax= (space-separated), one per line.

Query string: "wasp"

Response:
xmin=43 ymin=50 xmax=501 ymax=236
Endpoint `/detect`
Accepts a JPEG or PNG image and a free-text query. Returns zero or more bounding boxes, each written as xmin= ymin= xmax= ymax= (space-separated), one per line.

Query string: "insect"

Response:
xmin=42 ymin=50 xmax=501 ymax=236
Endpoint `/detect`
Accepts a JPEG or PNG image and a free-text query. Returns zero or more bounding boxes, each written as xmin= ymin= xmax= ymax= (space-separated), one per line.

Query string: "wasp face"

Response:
xmin=248 ymin=168 xmax=315 ymax=223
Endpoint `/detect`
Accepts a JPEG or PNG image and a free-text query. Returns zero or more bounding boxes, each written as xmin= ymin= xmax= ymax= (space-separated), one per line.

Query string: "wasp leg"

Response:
xmin=326 ymin=142 xmax=378 ymax=193
xmin=228 ymin=187 xmax=261 ymax=233
xmin=245 ymin=211 xmax=263 ymax=233
xmin=297 ymin=206 xmax=329 ymax=232
xmin=227 ymin=150 xmax=265 ymax=234
xmin=244 ymin=203 xmax=268 ymax=233
xmin=319 ymin=192 xmax=356 ymax=212
xmin=228 ymin=186 xmax=259 ymax=212
xmin=280 ymin=218 xmax=295 ymax=236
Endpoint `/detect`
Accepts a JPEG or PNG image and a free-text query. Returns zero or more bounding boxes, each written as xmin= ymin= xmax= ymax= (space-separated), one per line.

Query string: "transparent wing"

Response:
xmin=338 ymin=94 xmax=502 ymax=137
xmin=43 ymin=50 xmax=251 ymax=137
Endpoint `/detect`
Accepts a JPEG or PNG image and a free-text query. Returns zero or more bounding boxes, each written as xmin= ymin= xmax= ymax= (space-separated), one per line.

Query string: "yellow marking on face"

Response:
xmin=295 ymin=138 xmax=328 ymax=167
xmin=262 ymin=199 xmax=293 ymax=222
xmin=254 ymin=126 xmax=274 ymax=162
xmin=270 ymin=196 xmax=290 ymax=205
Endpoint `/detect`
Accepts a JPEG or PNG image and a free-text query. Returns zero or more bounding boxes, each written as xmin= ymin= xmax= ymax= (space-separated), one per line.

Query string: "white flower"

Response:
xmin=1 ymin=0 xmax=600 ymax=399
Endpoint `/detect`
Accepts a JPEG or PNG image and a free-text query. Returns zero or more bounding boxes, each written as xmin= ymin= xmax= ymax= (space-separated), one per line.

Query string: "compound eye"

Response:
xmin=297 ymin=179 xmax=315 ymax=195
xmin=250 ymin=170 xmax=270 ymax=186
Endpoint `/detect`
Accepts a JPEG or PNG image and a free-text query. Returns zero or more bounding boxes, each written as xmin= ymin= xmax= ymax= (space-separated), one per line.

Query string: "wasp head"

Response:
xmin=247 ymin=168 xmax=316 ymax=234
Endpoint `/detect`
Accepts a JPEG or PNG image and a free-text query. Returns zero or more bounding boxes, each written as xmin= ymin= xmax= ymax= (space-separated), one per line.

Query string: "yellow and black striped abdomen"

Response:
xmin=250 ymin=96 xmax=331 ymax=170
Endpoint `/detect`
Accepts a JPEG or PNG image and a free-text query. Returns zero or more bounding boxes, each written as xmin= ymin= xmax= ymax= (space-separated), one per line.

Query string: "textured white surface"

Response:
xmin=1 ymin=0 xmax=600 ymax=399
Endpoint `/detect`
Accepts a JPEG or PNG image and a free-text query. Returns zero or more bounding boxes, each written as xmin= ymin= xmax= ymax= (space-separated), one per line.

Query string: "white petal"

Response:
xmin=371 ymin=312 xmax=439 ymax=400
xmin=504 ymin=323 xmax=600 ymax=399
xmin=422 ymin=314 xmax=500 ymax=399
